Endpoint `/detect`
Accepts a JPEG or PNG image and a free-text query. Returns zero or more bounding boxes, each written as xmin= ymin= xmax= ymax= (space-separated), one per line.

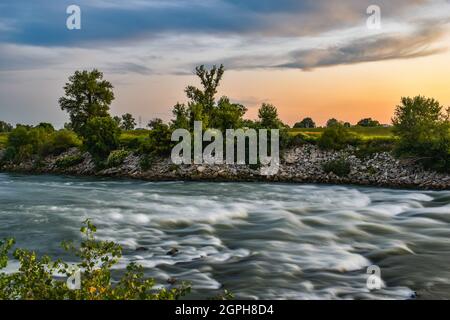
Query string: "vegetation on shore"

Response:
xmin=0 ymin=65 xmax=449 ymax=173
xmin=0 ymin=220 xmax=190 ymax=300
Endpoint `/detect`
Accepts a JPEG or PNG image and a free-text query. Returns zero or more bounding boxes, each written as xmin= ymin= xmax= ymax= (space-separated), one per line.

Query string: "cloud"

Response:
xmin=277 ymin=22 xmax=449 ymax=70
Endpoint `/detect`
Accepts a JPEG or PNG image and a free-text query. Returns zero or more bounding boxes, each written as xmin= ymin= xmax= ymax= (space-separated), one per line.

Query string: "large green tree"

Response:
xmin=83 ymin=116 xmax=121 ymax=161
xmin=59 ymin=70 xmax=115 ymax=137
xmin=294 ymin=117 xmax=316 ymax=129
xmin=392 ymin=96 xmax=450 ymax=171
xmin=120 ymin=113 xmax=136 ymax=131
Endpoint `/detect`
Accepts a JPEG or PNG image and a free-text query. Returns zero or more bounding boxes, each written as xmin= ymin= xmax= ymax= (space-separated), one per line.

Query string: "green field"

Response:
xmin=289 ymin=126 xmax=394 ymax=140
xmin=0 ymin=133 xmax=7 ymax=149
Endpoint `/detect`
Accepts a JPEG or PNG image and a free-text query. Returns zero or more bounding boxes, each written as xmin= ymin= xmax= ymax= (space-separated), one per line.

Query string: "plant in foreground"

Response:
xmin=0 ymin=220 xmax=190 ymax=300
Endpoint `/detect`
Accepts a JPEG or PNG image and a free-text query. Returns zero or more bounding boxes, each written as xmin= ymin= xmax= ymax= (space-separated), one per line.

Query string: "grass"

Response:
xmin=0 ymin=133 xmax=7 ymax=149
xmin=289 ymin=126 xmax=394 ymax=140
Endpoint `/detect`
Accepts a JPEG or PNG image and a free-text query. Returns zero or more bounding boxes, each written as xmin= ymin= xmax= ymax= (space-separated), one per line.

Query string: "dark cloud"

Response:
xmin=0 ymin=0 xmax=435 ymax=46
xmin=277 ymin=22 xmax=448 ymax=70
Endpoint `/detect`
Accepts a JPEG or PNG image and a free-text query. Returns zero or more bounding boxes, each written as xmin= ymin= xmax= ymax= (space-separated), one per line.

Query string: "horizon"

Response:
xmin=1 ymin=1 xmax=450 ymax=127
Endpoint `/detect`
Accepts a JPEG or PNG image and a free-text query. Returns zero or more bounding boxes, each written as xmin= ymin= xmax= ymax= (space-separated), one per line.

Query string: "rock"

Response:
xmin=166 ymin=248 xmax=179 ymax=256
xmin=167 ymin=277 xmax=177 ymax=285
xmin=136 ymin=247 xmax=148 ymax=252
xmin=197 ymin=166 xmax=206 ymax=173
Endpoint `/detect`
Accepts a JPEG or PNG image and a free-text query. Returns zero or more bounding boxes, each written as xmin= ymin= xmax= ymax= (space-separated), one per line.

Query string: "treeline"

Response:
xmin=0 ymin=65 xmax=449 ymax=172
xmin=293 ymin=117 xmax=383 ymax=129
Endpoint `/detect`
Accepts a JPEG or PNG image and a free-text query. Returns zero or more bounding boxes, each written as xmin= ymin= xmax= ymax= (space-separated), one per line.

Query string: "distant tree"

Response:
xmin=35 ymin=122 xmax=54 ymax=132
xmin=143 ymin=118 xmax=173 ymax=157
xmin=392 ymin=96 xmax=450 ymax=171
xmin=343 ymin=122 xmax=351 ymax=128
xmin=120 ymin=113 xmax=136 ymax=131
xmin=185 ymin=65 xmax=224 ymax=114
xmin=210 ymin=97 xmax=247 ymax=131
xmin=294 ymin=117 xmax=316 ymax=129
xmin=357 ymin=118 xmax=380 ymax=127
xmin=83 ymin=116 xmax=121 ymax=161
xmin=0 ymin=121 xmax=13 ymax=132
xmin=59 ymin=69 xmax=114 ymax=137
xmin=258 ymin=103 xmax=282 ymax=129
xmin=326 ymin=118 xmax=340 ymax=127
xmin=113 ymin=116 xmax=122 ymax=126
xmin=171 ymin=103 xmax=190 ymax=130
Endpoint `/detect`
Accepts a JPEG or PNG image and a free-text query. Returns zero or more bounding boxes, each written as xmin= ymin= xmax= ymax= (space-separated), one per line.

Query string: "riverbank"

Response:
xmin=1 ymin=145 xmax=449 ymax=190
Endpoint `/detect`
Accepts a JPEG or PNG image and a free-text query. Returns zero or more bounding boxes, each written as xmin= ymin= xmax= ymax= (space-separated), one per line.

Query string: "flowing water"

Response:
xmin=1 ymin=173 xmax=450 ymax=299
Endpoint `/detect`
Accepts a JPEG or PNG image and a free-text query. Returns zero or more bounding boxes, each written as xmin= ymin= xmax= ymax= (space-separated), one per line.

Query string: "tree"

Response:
xmin=121 ymin=113 xmax=136 ymax=131
xmin=171 ymin=103 xmax=190 ymax=130
xmin=113 ymin=116 xmax=122 ymax=126
xmin=326 ymin=118 xmax=340 ymax=127
xmin=318 ymin=124 xmax=355 ymax=150
xmin=83 ymin=116 xmax=121 ymax=161
xmin=294 ymin=117 xmax=316 ymax=129
xmin=35 ymin=122 xmax=55 ymax=132
xmin=392 ymin=96 xmax=450 ymax=171
xmin=0 ymin=121 xmax=13 ymax=132
xmin=185 ymin=65 xmax=224 ymax=114
xmin=143 ymin=118 xmax=173 ymax=157
xmin=210 ymin=97 xmax=247 ymax=131
xmin=258 ymin=103 xmax=282 ymax=129
xmin=59 ymin=70 xmax=115 ymax=137
xmin=357 ymin=118 xmax=380 ymax=127
xmin=343 ymin=122 xmax=351 ymax=128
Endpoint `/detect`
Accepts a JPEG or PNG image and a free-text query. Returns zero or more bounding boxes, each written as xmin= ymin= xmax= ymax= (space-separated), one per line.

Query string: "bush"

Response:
xmin=55 ymin=154 xmax=84 ymax=169
xmin=354 ymin=137 xmax=396 ymax=159
xmin=0 ymin=220 xmax=190 ymax=300
xmin=392 ymin=96 xmax=450 ymax=172
xmin=318 ymin=125 xmax=358 ymax=150
xmin=49 ymin=130 xmax=81 ymax=155
xmin=106 ymin=150 xmax=130 ymax=168
xmin=83 ymin=117 xmax=121 ymax=162
xmin=322 ymin=158 xmax=352 ymax=177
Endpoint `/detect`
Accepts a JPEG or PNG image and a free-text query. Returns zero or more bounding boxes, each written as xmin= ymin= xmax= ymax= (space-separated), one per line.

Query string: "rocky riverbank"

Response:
xmin=1 ymin=145 xmax=449 ymax=189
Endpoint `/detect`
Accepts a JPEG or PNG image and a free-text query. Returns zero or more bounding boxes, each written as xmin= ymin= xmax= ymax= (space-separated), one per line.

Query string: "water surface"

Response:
xmin=1 ymin=173 xmax=449 ymax=299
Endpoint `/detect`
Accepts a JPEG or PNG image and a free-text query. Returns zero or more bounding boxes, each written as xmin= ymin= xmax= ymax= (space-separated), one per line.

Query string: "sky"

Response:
xmin=0 ymin=0 xmax=450 ymax=127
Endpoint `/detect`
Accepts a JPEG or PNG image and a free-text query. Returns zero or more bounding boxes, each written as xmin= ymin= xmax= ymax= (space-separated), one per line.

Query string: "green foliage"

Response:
xmin=0 ymin=121 xmax=13 ymax=133
xmin=139 ymin=154 xmax=155 ymax=171
xmin=35 ymin=122 xmax=55 ymax=132
xmin=357 ymin=118 xmax=380 ymax=127
xmin=392 ymin=96 xmax=450 ymax=172
xmin=4 ymin=127 xmax=80 ymax=163
xmin=0 ymin=133 xmax=7 ymax=149
xmin=141 ymin=119 xmax=173 ymax=158
xmin=258 ymin=103 xmax=283 ymax=129
xmin=318 ymin=125 xmax=358 ymax=150
xmin=59 ymin=69 xmax=114 ymax=137
xmin=210 ymin=97 xmax=247 ymax=131
xmin=294 ymin=117 xmax=316 ymax=129
xmin=326 ymin=118 xmax=340 ymax=127
xmin=0 ymin=220 xmax=190 ymax=300
xmin=322 ymin=158 xmax=352 ymax=177
xmin=55 ymin=154 xmax=84 ymax=169
xmin=83 ymin=117 xmax=121 ymax=162
xmin=354 ymin=137 xmax=396 ymax=159
xmin=106 ymin=150 xmax=130 ymax=168
xmin=120 ymin=113 xmax=136 ymax=131
xmin=49 ymin=130 xmax=81 ymax=155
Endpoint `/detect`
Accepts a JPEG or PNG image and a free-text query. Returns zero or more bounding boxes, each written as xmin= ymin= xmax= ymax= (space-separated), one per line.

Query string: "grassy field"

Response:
xmin=0 ymin=126 xmax=394 ymax=150
xmin=289 ymin=126 xmax=394 ymax=140
xmin=0 ymin=133 xmax=7 ymax=149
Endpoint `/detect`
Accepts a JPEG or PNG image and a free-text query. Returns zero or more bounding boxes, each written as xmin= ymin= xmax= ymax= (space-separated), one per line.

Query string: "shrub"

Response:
xmin=106 ymin=150 xmax=130 ymax=168
xmin=322 ymin=158 xmax=352 ymax=177
xmin=0 ymin=220 xmax=190 ymax=300
xmin=392 ymin=96 xmax=450 ymax=172
xmin=318 ymin=125 xmax=358 ymax=150
xmin=354 ymin=137 xmax=396 ymax=159
xmin=48 ymin=130 xmax=81 ymax=155
xmin=55 ymin=154 xmax=84 ymax=169
xmin=83 ymin=117 xmax=121 ymax=162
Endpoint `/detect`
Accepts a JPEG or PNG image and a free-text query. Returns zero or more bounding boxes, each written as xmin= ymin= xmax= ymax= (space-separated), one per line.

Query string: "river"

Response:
xmin=1 ymin=173 xmax=450 ymax=299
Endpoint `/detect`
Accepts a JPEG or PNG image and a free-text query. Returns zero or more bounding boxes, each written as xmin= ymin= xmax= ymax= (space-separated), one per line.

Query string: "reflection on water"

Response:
xmin=1 ymin=173 xmax=449 ymax=299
